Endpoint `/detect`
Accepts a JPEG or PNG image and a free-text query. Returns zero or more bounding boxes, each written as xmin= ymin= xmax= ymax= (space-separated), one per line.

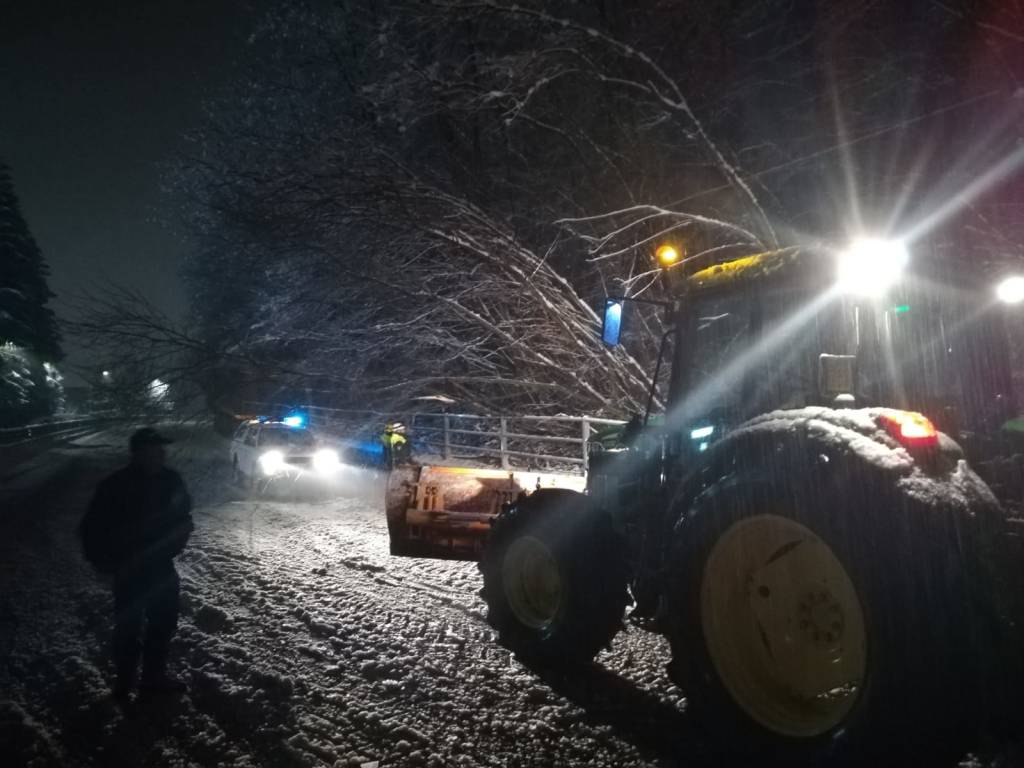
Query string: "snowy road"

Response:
xmin=0 ymin=426 xmax=1016 ymax=767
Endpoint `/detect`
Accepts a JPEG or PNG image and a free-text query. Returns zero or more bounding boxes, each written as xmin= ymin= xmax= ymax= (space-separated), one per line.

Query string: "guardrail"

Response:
xmin=245 ymin=403 xmax=625 ymax=474
xmin=0 ymin=414 xmax=118 ymax=447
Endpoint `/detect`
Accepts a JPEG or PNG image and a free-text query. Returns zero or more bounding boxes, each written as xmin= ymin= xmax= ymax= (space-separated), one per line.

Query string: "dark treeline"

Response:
xmin=0 ymin=160 xmax=63 ymax=425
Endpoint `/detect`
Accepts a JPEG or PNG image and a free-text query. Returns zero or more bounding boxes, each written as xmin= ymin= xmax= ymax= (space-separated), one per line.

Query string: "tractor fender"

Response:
xmin=686 ymin=407 xmax=1002 ymax=529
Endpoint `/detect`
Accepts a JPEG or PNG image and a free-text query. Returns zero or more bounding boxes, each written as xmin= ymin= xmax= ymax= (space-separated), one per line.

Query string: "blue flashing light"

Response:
xmin=602 ymin=299 xmax=623 ymax=346
xmin=283 ymin=413 xmax=305 ymax=428
xmin=690 ymin=425 xmax=714 ymax=440
xmin=356 ymin=439 xmax=384 ymax=457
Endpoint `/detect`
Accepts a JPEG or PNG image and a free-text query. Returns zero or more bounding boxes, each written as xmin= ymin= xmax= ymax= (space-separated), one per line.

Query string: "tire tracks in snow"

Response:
xmin=174 ymin=493 xmax=689 ymax=768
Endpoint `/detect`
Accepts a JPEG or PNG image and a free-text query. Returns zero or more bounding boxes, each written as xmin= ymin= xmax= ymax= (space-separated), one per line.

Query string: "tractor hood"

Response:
xmin=686 ymin=247 xmax=821 ymax=297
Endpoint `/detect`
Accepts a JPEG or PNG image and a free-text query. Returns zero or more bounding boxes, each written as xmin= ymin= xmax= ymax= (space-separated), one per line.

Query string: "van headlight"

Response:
xmin=259 ymin=450 xmax=286 ymax=475
xmin=313 ymin=449 xmax=341 ymax=475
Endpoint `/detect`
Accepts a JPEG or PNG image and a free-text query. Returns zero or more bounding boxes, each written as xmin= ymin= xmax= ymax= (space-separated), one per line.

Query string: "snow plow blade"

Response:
xmin=385 ymin=465 xmax=586 ymax=560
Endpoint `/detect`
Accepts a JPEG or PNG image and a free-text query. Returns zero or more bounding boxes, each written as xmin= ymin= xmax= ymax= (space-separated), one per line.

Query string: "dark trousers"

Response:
xmin=112 ymin=563 xmax=180 ymax=687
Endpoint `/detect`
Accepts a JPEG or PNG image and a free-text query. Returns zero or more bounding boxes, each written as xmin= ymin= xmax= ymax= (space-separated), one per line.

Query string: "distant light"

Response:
xmin=282 ymin=414 xmax=305 ymax=428
xmin=102 ymin=370 xmax=111 ymax=377
xmin=656 ymin=244 xmax=681 ymax=267
xmin=893 ymin=304 xmax=911 ymax=314
xmin=996 ymin=275 xmax=1024 ymax=304
xmin=698 ymin=441 xmax=709 ymax=452
xmin=148 ymin=378 xmax=169 ymax=402
xmin=837 ymin=238 xmax=908 ymax=297
xmin=690 ymin=425 xmax=714 ymax=440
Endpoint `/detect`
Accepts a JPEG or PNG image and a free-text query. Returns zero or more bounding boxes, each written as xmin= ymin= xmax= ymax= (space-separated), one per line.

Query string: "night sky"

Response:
xmin=0 ymin=1 xmax=258 ymax=372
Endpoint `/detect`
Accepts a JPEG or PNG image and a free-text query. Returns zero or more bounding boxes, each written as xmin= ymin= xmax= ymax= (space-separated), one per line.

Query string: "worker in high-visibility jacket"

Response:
xmin=381 ymin=422 xmax=410 ymax=469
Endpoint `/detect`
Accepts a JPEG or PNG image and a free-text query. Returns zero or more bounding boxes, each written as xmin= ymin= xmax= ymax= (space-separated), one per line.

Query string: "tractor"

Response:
xmin=385 ymin=240 xmax=1021 ymax=763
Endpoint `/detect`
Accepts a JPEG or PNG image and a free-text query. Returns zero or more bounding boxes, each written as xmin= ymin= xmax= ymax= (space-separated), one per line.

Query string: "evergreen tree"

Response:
xmin=0 ymin=160 xmax=62 ymax=360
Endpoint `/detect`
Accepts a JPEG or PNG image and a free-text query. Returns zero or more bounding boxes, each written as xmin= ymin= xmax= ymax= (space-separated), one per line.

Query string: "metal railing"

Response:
xmin=0 ymin=414 xmax=119 ymax=447
xmin=246 ymin=403 xmax=625 ymax=474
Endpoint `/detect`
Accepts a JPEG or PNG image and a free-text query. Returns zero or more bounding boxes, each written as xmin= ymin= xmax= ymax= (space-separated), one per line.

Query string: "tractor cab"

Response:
xmin=596 ymin=241 xmax=943 ymax=465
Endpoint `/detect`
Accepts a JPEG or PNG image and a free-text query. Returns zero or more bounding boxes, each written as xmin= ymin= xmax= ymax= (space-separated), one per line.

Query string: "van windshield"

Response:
xmin=259 ymin=427 xmax=315 ymax=448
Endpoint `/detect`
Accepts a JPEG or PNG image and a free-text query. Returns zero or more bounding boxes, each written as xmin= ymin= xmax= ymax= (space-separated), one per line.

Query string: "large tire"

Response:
xmin=480 ymin=489 xmax=629 ymax=664
xmin=666 ymin=458 xmax=985 ymax=764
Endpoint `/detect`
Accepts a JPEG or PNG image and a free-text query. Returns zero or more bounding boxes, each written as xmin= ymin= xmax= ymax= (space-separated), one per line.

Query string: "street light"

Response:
xmin=655 ymin=243 xmax=682 ymax=268
xmin=836 ymin=238 xmax=909 ymax=297
xmin=996 ymin=275 xmax=1024 ymax=304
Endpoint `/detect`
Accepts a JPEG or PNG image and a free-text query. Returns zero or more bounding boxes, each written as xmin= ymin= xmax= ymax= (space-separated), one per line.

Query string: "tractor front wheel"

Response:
xmin=480 ymin=490 xmax=628 ymax=664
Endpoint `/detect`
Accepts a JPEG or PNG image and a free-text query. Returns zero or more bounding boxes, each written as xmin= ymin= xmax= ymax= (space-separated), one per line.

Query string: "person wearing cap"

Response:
xmin=79 ymin=427 xmax=193 ymax=701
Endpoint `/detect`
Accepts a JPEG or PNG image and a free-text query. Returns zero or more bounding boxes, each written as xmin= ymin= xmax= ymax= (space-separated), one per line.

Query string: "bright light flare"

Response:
xmin=259 ymin=450 xmax=286 ymax=475
xmin=656 ymin=244 xmax=681 ymax=267
xmin=313 ymin=449 xmax=341 ymax=475
xmin=996 ymin=275 xmax=1024 ymax=305
xmin=836 ymin=238 xmax=909 ymax=297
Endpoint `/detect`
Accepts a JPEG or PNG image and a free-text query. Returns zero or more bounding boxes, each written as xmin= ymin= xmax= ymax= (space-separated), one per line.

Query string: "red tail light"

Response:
xmin=878 ymin=411 xmax=939 ymax=449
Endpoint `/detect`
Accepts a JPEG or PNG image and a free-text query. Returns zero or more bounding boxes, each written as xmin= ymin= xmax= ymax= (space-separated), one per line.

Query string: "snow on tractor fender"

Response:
xmin=384 ymin=464 xmax=586 ymax=560
xmin=721 ymin=406 xmax=1001 ymax=514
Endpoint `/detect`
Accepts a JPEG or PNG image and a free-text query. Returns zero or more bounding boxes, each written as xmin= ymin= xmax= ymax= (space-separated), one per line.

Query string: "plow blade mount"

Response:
xmin=385 ymin=465 xmax=586 ymax=560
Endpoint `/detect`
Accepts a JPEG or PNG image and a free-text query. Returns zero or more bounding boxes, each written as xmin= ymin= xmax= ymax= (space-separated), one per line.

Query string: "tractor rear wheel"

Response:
xmin=666 ymin=468 xmax=982 ymax=763
xmin=480 ymin=490 xmax=628 ymax=664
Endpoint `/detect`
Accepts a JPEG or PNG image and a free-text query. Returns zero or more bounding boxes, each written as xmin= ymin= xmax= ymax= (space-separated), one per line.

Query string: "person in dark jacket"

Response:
xmin=79 ymin=427 xmax=193 ymax=700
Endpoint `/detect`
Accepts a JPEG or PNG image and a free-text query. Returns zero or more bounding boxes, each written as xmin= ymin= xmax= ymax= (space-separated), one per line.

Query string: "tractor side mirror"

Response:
xmin=602 ymin=299 xmax=623 ymax=346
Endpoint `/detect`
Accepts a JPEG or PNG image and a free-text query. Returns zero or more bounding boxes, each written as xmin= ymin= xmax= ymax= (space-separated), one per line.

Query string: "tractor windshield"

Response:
xmin=688 ymin=289 xmax=854 ymax=422
xmin=689 ymin=295 xmax=752 ymax=419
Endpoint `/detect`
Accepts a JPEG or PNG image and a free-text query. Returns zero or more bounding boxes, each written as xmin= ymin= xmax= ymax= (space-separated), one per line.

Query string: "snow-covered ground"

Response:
xmin=0 ymin=426 xmax=1018 ymax=767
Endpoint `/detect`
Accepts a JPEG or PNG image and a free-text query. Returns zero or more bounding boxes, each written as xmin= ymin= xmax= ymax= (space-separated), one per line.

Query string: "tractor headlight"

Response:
xmin=837 ymin=238 xmax=908 ymax=297
xmin=313 ymin=449 xmax=341 ymax=475
xmin=259 ymin=450 xmax=286 ymax=475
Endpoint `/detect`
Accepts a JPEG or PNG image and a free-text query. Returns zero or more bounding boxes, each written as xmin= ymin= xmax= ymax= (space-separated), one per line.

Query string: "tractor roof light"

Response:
xmin=837 ymin=238 xmax=909 ymax=297
xmin=878 ymin=410 xmax=939 ymax=449
xmin=996 ymin=275 xmax=1024 ymax=304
